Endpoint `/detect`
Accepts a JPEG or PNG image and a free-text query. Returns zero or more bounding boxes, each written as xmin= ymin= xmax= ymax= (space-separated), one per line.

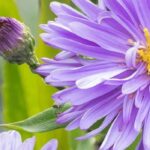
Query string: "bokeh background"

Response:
xmin=0 ymin=0 xmax=97 ymax=150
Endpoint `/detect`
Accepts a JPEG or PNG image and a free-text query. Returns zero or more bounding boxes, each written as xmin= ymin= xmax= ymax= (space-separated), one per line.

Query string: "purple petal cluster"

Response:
xmin=0 ymin=17 xmax=36 ymax=66
xmin=0 ymin=17 xmax=23 ymax=53
xmin=0 ymin=130 xmax=58 ymax=150
xmin=37 ymin=0 xmax=150 ymax=149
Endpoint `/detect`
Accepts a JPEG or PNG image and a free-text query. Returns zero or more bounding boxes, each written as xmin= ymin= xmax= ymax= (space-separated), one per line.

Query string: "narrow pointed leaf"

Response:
xmin=0 ymin=106 xmax=69 ymax=133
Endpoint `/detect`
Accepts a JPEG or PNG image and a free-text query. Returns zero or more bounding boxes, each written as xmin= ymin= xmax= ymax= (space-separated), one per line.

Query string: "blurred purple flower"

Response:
xmin=0 ymin=130 xmax=58 ymax=150
xmin=37 ymin=0 xmax=150 ymax=149
xmin=0 ymin=17 xmax=37 ymax=66
xmin=0 ymin=17 xmax=23 ymax=54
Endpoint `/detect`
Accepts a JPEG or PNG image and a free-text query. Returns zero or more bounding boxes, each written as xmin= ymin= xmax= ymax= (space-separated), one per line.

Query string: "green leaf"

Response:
xmin=68 ymin=130 xmax=96 ymax=150
xmin=127 ymin=134 xmax=141 ymax=150
xmin=91 ymin=0 xmax=98 ymax=4
xmin=0 ymin=106 xmax=68 ymax=133
xmin=76 ymin=138 xmax=96 ymax=150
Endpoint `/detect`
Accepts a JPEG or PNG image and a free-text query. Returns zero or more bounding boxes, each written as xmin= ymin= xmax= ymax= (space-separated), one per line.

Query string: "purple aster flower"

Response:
xmin=0 ymin=17 xmax=38 ymax=68
xmin=37 ymin=0 xmax=150 ymax=149
xmin=0 ymin=130 xmax=58 ymax=150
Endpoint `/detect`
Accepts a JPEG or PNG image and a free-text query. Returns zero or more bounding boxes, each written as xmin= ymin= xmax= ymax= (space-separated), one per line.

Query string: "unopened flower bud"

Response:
xmin=0 ymin=17 xmax=39 ymax=69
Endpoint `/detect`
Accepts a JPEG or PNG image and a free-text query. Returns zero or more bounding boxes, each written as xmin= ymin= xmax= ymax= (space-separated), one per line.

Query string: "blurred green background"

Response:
xmin=0 ymin=0 xmax=96 ymax=149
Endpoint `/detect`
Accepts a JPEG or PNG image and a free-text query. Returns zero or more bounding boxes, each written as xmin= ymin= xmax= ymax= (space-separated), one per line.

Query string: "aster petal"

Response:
xmin=72 ymin=0 xmax=103 ymax=21
xmin=41 ymin=139 xmax=58 ymax=150
xmin=136 ymin=139 xmax=145 ymax=150
xmin=104 ymin=0 xmax=139 ymax=27
xmin=113 ymin=15 xmax=144 ymax=41
xmin=76 ymin=67 xmax=127 ymax=89
xmin=105 ymin=70 xmax=135 ymax=85
xmin=80 ymin=92 xmax=122 ymax=129
xmin=57 ymin=111 xmax=82 ymax=124
xmin=54 ymin=51 xmax=75 ymax=60
xmin=50 ymin=62 xmax=124 ymax=82
xmin=135 ymin=90 xmax=144 ymax=108
xmin=120 ymin=0 xmax=140 ymax=24
xmin=69 ymin=22 xmax=129 ymax=53
xmin=0 ymin=131 xmax=22 ymax=150
xmin=125 ymin=43 xmax=139 ymax=68
xmin=106 ymin=64 xmax=145 ymax=85
xmin=98 ymin=0 xmax=106 ymax=10
xmin=113 ymin=117 xmax=138 ymax=150
xmin=122 ymin=74 xmax=150 ymax=94
xmin=131 ymin=0 xmax=150 ymax=30
xmin=58 ymin=13 xmax=131 ymax=41
xmin=66 ymin=117 xmax=81 ymax=131
xmin=19 ymin=137 xmax=35 ymax=150
xmin=47 ymin=80 xmax=74 ymax=87
xmin=36 ymin=58 xmax=81 ymax=76
xmin=143 ymin=110 xmax=150 ymax=149
xmin=42 ymin=58 xmax=81 ymax=65
xmin=50 ymin=2 xmax=85 ymax=18
xmin=47 ymin=21 xmax=97 ymax=46
xmin=100 ymin=17 xmax=132 ymax=39
xmin=134 ymin=89 xmax=150 ymax=131
xmin=46 ymin=38 xmax=115 ymax=60
xmin=40 ymin=24 xmax=52 ymax=33
xmin=123 ymin=95 xmax=134 ymax=123
xmin=100 ymin=114 xmax=122 ymax=150
xmin=53 ymin=84 xmax=118 ymax=105
xmin=77 ymin=110 xmax=117 ymax=140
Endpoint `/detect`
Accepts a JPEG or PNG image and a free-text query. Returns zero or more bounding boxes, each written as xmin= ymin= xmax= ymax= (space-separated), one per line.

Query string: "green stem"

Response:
xmin=27 ymin=54 xmax=40 ymax=71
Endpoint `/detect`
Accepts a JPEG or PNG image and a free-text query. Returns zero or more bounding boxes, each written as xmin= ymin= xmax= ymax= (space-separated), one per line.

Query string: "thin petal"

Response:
xmin=77 ymin=110 xmax=117 ymax=140
xmin=123 ymin=95 xmax=134 ymax=123
xmin=41 ymin=139 xmax=58 ymax=150
xmin=80 ymin=92 xmax=122 ymax=129
xmin=143 ymin=111 xmax=150 ymax=149
xmin=72 ymin=0 xmax=102 ymax=20
xmin=125 ymin=43 xmax=139 ymax=68
xmin=69 ymin=22 xmax=129 ymax=53
xmin=76 ymin=67 xmax=127 ymax=89
xmin=122 ymin=74 xmax=150 ymax=94
xmin=0 ymin=130 xmax=22 ymax=150
xmin=134 ymin=89 xmax=150 ymax=131
xmin=100 ymin=114 xmax=123 ymax=150
xmin=53 ymin=84 xmax=118 ymax=105
xmin=19 ymin=137 xmax=35 ymax=150
xmin=50 ymin=2 xmax=85 ymax=18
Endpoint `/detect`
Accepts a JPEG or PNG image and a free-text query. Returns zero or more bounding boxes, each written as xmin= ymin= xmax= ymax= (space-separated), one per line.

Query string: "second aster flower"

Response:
xmin=0 ymin=130 xmax=58 ymax=150
xmin=37 ymin=0 xmax=150 ymax=149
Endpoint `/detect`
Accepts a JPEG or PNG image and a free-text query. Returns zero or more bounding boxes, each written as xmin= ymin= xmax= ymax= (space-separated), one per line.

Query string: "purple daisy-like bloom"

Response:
xmin=37 ymin=0 xmax=150 ymax=149
xmin=0 ymin=17 xmax=36 ymax=66
xmin=0 ymin=130 xmax=58 ymax=150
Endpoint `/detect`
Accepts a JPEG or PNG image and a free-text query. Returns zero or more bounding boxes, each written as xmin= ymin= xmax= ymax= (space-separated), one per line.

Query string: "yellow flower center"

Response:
xmin=138 ymin=28 xmax=150 ymax=74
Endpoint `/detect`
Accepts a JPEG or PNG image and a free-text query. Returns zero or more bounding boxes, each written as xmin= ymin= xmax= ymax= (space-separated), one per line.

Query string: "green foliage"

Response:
xmin=0 ymin=106 xmax=68 ymax=132
xmin=127 ymin=134 xmax=141 ymax=150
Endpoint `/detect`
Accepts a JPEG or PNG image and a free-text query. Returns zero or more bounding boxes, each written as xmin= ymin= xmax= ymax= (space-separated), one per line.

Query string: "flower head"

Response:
xmin=0 ymin=17 xmax=38 ymax=68
xmin=37 ymin=0 xmax=150 ymax=149
xmin=0 ymin=130 xmax=58 ymax=150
